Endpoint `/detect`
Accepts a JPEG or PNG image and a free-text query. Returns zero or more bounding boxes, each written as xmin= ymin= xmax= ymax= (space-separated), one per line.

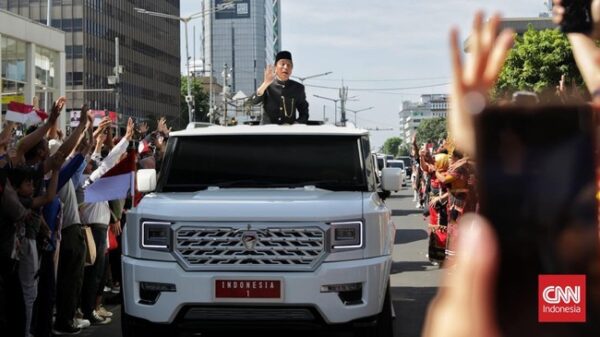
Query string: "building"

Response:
xmin=201 ymin=0 xmax=281 ymax=98
xmin=399 ymin=94 xmax=448 ymax=144
xmin=1 ymin=8 xmax=67 ymax=129
xmin=0 ymin=0 xmax=181 ymax=127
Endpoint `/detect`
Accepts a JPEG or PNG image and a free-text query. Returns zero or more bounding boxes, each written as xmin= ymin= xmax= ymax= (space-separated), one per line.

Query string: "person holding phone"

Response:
xmin=424 ymin=11 xmax=600 ymax=337
xmin=249 ymin=51 xmax=310 ymax=125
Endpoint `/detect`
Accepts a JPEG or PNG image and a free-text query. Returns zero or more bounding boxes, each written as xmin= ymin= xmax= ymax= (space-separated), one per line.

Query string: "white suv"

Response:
xmin=122 ymin=123 xmax=402 ymax=336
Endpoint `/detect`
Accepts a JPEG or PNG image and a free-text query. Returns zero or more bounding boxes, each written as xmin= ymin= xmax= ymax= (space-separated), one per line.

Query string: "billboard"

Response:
xmin=215 ymin=0 xmax=251 ymax=20
xmin=70 ymin=110 xmax=117 ymax=127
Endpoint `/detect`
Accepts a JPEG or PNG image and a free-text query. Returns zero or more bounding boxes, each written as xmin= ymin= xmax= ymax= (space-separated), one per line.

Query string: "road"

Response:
xmin=83 ymin=188 xmax=442 ymax=337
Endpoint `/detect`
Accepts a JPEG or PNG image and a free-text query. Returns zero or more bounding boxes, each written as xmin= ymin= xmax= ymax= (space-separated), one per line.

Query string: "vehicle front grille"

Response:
xmin=183 ymin=307 xmax=316 ymax=321
xmin=174 ymin=224 xmax=326 ymax=271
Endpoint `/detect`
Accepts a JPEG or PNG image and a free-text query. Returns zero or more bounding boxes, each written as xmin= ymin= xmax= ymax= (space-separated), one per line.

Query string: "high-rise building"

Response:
xmin=0 ymin=0 xmax=181 ymax=126
xmin=201 ymin=0 xmax=281 ymax=98
xmin=399 ymin=94 xmax=448 ymax=144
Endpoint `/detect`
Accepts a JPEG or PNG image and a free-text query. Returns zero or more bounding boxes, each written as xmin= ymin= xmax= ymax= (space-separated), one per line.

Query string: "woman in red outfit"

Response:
xmin=422 ymin=153 xmax=450 ymax=265
xmin=436 ymin=150 xmax=477 ymax=260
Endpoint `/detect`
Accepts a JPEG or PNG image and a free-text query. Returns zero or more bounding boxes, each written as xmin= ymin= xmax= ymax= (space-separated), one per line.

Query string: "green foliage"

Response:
xmin=398 ymin=144 xmax=411 ymax=157
xmin=494 ymin=27 xmax=583 ymax=98
xmin=382 ymin=137 xmax=403 ymax=158
xmin=181 ymin=76 xmax=210 ymax=125
xmin=415 ymin=118 xmax=447 ymax=146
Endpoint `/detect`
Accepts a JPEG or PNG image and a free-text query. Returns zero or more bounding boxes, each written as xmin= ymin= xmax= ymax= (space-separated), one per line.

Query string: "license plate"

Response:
xmin=215 ymin=279 xmax=281 ymax=299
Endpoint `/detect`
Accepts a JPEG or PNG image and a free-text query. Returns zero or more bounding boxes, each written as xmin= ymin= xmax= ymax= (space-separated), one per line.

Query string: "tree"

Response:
xmin=180 ymin=76 xmax=210 ymax=126
xmin=398 ymin=144 xmax=411 ymax=157
xmin=494 ymin=27 xmax=583 ymax=99
xmin=382 ymin=137 xmax=403 ymax=158
xmin=415 ymin=117 xmax=446 ymax=146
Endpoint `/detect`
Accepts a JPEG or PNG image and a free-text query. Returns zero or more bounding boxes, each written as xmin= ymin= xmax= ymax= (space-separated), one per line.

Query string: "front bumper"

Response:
xmin=122 ymin=255 xmax=392 ymax=325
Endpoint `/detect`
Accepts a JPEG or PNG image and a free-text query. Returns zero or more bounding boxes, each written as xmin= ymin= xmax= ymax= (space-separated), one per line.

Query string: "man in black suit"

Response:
xmin=250 ymin=51 xmax=309 ymax=124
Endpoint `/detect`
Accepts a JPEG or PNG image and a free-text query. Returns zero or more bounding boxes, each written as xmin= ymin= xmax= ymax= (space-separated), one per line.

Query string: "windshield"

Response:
xmin=388 ymin=161 xmax=404 ymax=169
xmin=398 ymin=157 xmax=412 ymax=168
xmin=161 ymin=135 xmax=367 ymax=192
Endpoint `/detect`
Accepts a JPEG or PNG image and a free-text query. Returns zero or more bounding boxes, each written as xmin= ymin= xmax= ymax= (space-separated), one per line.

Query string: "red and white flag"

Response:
xmin=6 ymin=101 xmax=48 ymax=125
xmin=138 ymin=139 xmax=151 ymax=155
xmin=84 ymin=150 xmax=136 ymax=203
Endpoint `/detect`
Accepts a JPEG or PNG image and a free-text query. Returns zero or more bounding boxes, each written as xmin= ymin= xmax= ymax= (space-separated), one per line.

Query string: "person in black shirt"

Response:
xmin=250 ymin=51 xmax=309 ymax=124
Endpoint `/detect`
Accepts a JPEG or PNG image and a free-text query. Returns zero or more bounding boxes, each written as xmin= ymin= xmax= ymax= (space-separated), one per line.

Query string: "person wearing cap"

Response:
xmin=250 ymin=51 xmax=309 ymax=124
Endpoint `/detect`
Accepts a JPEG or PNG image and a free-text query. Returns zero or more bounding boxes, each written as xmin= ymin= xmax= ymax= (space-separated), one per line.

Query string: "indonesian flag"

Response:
xmin=6 ymin=101 xmax=48 ymax=125
xmin=138 ymin=139 xmax=151 ymax=155
xmin=84 ymin=150 xmax=136 ymax=203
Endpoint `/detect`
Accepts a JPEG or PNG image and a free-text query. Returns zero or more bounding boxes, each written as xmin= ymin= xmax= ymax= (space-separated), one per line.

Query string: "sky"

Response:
xmin=180 ymin=0 xmax=549 ymax=149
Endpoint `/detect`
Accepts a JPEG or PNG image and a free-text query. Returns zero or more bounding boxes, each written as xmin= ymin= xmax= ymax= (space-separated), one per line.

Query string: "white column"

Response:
xmin=57 ymin=51 xmax=66 ymax=132
xmin=25 ymin=43 xmax=36 ymax=108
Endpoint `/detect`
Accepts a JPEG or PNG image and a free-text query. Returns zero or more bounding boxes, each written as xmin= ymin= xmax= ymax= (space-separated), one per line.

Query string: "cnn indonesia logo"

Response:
xmin=538 ymin=275 xmax=586 ymax=322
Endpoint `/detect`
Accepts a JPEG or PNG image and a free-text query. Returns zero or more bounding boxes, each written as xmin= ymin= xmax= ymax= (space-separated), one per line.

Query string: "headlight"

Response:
xmin=330 ymin=221 xmax=363 ymax=250
xmin=141 ymin=221 xmax=171 ymax=251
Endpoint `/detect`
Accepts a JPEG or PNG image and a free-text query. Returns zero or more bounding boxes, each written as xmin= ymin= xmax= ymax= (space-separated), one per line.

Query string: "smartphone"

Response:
xmin=475 ymin=104 xmax=600 ymax=337
xmin=560 ymin=0 xmax=593 ymax=34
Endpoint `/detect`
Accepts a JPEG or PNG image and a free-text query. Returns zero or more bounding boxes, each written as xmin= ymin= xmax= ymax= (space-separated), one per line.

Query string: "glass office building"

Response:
xmin=0 ymin=0 xmax=181 ymax=125
xmin=202 ymin=0 xmax=281 ymax=97
xmin=1 ymin=8 xmax=66 ymax=128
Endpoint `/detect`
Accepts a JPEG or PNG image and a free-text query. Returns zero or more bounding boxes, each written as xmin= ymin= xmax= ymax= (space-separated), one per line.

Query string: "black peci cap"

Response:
xmin=275 ymin=50 xmax=292 ymax=64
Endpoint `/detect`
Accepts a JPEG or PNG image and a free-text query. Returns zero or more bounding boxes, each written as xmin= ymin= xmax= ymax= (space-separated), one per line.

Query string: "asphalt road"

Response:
xmin=82 ymin=188 xmax=442 ymax=337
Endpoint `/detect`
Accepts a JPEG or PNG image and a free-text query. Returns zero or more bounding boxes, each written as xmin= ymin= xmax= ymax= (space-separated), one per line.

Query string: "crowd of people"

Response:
xmin=409 ymin=136 xmax=477 ymax=266
xmin=423 ymin=1 xmax=600 ymax=336
xmin=0 ymin=102 xmax=171 ymax=337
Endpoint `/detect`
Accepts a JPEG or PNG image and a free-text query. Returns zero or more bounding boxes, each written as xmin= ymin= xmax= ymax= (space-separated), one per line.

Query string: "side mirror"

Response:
xmin=381 ymin=167 xmax=402 ymax=192
xmin=137 ymin=169 xmax=157 ymax=193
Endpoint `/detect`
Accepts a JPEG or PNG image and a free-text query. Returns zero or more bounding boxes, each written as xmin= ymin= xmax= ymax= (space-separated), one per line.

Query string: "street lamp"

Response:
xmin=346 ymin=106 xmax=374 ymax=126
xmin=134 ymin=2 xmax=235 ymax=124
xmin=313 ymin=94 xmax=340 ymax=124
xmin=293 ymin=71 xmax=333 ymax=84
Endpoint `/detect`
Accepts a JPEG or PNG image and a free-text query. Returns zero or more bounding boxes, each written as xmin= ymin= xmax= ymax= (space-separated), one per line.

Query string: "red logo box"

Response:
xmin=538 ymin=274 xmax=586 ymax=322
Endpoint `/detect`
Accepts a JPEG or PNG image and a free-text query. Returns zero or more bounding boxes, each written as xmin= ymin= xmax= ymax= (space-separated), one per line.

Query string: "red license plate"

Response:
xmin=215 ymin=279 xmax=281 ymax=299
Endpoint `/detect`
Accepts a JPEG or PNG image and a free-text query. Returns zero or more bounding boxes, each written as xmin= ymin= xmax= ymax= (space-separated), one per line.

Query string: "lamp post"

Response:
xmin=346 ymin=106 xmax=374 ymax=126
xmin=134 ymin=2 xmax=235 ymax=124
xmin=293 ymin=71 xmax=333 ymax=84
xmin=313 ymin=94 xmax=340 ymax=125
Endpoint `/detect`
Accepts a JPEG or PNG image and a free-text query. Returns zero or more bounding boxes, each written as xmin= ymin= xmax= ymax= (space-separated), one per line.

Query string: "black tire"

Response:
xmin=357 ymin=285 xmax=394 ymax=337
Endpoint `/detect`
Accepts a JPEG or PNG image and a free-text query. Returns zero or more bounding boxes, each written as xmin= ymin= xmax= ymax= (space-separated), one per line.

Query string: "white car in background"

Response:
xmin=386 ymin=160 xmax=407 ymax=188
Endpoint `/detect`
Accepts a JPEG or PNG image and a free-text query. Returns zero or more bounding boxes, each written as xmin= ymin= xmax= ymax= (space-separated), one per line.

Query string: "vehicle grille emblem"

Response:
xmin=242 ymin=231 xmax=258 ymax=251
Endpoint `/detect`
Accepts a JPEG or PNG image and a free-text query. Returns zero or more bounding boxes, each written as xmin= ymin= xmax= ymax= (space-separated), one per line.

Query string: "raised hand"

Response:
xmin=137 ymin=121 xmax=149 ymax=135
xmin=48 ymin=150 xmax=66 ymax=171
xmin=125 ymin=117 xmax=134 ymax=140
xmin=264 ymin=64 xmax=275 ymax=85
xmin=93 ymin=117 xmax=111 ymax=139
xmin=75 ymin=134 xmax=91 ymax=155
xmin=157 ymin=117 xmax=171 ymax=136
xmin=448 ymin=12 xmax=514 ymax=157
xmin=49 ymin=96 xmax=67 ymax=123
xmin=96 ymin=131 xmax=107 ymax=144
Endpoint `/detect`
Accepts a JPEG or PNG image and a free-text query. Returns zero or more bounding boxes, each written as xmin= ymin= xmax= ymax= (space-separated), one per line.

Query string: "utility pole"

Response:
xmin=339 ymin=84 xmax=349 ymax=126
xmin=222 ymin=63 xmax=229 ymax=126
xmin=107 ymin=37 xmax=122 ymax=137
xmin=231 ymin=23 xmax=236 ymax=93
xmin=193 ymin=26 xmax=196 ymax=77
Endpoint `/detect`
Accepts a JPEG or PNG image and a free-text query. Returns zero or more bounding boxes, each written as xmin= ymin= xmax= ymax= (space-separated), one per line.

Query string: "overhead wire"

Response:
xmin=304 ymin=82 xmax=450 ymax=91
xmin=309 ymin=76 xmax=450 ymax=82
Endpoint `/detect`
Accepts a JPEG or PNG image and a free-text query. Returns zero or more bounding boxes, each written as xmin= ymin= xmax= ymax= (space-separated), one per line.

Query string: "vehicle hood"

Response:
xmin=135 ymin=188 xmax=365 ymax=222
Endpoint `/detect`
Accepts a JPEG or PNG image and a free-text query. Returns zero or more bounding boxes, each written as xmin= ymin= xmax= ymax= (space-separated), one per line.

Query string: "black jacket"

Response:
xmin=250 ymin=79 xmax=309 ymax=124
